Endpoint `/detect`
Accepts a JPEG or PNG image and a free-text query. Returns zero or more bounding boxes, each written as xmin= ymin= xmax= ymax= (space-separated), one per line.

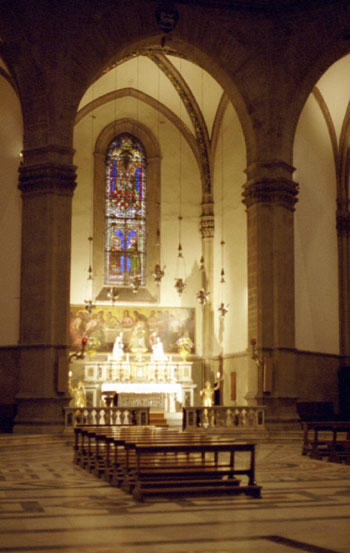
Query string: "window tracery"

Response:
xmin=105 ymin=133 xmax=146 ymax=287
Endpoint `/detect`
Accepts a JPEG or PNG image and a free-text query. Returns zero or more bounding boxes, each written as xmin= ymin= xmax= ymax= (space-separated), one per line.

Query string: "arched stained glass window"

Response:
xmin=105 ymin=133 xmax=147 ymax=286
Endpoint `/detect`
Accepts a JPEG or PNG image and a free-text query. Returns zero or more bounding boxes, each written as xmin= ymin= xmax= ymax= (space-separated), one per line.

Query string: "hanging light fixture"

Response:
xmin=218 ymin=125 xmax=229 ymax=319
xmin=84 ymin=235 xmax=96 ymax=314
xmin=153 ymin=228 xmax=165 ymax=288
xmin=84 ymin=298 xmax=95 ymax=315
xmin=153 ymin=68 xmax=165 ymax=285
xmin=218 ymin=301 xmax=229 ymax=318
xmin=153 ymin=262 xmax=165 ymax=285
xmin=107 ymin=286 xmax=119 ymax=304
xmin=197 ymin=288 xmax=209 ymax=306
xmin=132 ymin=275 xmax=141 ymax=293
xmin=175 ymin=215 xmax=186 ymax=295
xmin=83 ymin=105 xmax=97 ymax=315
xmin=174 ymin=64 xmax=186 ymax=296
xmin=153 ymin=263 xmax=165 ymax=284
xmin=175 ymin=277 xmax=186 ymax=295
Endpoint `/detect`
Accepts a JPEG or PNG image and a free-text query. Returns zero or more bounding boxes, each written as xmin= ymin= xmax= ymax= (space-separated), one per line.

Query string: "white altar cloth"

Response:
xmin=101 ymin=381 xmax=183 ymax=402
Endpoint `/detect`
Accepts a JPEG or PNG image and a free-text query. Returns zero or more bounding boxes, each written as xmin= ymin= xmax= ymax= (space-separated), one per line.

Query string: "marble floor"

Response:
xmin=0 ymin=433 xmax=349 ymax=553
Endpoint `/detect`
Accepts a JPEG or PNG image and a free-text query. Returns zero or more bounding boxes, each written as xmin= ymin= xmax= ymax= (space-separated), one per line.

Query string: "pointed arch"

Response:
xmin=93 ymin=118 xmax=161 ymax=302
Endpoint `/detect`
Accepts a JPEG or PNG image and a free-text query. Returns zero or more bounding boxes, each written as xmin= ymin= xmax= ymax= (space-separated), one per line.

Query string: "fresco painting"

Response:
xmin=70 ymin=305 xmax=195 ymax=354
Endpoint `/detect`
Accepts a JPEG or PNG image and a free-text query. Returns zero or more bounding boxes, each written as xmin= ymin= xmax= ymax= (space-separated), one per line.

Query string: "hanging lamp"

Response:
xmin=175 ymin=214 xmax=186 ymax=295
xmin=174 ymin=64 xmax=186 ymax=296
xmin=218 ymin=126 xmax=229 ymax=319
xmin=153 ymin=226 xmax=165 ymax=285
xmin=83 ymin=107 xmax=97 ymax=315
xmin=153 ymin=68 xmax=165 ymax=285
xmin=84 ymin=235 xmax=95 ymax=314
xmin=107 ymin=287 xmax=119 ymax=304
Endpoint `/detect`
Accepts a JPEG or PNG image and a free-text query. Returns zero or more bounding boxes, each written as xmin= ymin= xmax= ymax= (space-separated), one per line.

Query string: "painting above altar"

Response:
xmin=70 ymin=305 xmax=195 ymax=354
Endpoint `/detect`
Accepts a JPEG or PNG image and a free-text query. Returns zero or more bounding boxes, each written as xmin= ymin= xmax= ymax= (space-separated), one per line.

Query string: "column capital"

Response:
xmin=200 ymin=194 xmax=214 ymax=238
xmin=18 ymin=162 xmax=77 ymax=196
xmin=242 ymin=177 xmax=299 ymax=211
xmin=243 ymin=159 xmax=298 ymax=210
xmin=200 ymin=215 xmax=214 ymax=239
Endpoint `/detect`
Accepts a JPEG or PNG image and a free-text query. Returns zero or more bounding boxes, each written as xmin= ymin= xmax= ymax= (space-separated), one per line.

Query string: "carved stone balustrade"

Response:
xmin=64 ymin=406 xmax=150 ymax=429
xmin=183 ymin=406 xmax=265 ymax=431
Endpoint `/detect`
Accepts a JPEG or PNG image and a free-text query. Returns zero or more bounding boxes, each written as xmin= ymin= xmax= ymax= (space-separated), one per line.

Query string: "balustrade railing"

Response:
xmin=183 ymin=406 xmax=265 ymax=431
xmin=64 ymin=406 xmax=150 ymax=429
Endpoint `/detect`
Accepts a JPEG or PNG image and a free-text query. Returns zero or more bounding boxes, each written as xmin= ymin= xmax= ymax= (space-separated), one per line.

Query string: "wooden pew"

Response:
xmin=74 ymin=426 xmax=175 ymax=477
xmin=129 ymin=440 xmax=261 ymax=501
xmin=73 ymin=426 xmax=262 ymax=501
xmin=118 ymin=433 xmax=238 ymax=491
xmin=302 ymin=421 xmax=350 ymax=463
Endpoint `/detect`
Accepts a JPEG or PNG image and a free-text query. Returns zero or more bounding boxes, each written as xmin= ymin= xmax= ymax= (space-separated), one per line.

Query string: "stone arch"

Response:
xmin=284 ymin=47 xmax=350 ymax=168
xmin=76 ymin=87 xmax=201 ymax=184
xmin=92 ymin=38 xmax=254 ymax=169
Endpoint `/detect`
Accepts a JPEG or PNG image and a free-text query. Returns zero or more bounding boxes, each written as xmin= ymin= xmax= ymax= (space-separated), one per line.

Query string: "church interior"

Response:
xmin=0 ymin=0 xmax=350 ymax=551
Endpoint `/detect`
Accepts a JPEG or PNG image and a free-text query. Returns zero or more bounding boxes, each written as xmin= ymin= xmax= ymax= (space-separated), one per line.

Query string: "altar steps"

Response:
xmin=149 ymin=411 xmax=169 ymax=427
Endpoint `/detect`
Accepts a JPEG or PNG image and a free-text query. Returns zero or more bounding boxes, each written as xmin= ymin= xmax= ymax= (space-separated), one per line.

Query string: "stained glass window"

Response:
xmin=105 ymin=133 xmax=146 ymax=286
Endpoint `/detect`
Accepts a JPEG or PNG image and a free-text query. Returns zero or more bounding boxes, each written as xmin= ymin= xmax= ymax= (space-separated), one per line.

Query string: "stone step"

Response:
xmin=149 ymin=411 xmax=169 ymax=427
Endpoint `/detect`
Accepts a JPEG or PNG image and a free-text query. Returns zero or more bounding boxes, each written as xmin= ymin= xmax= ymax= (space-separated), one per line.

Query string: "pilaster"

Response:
xmin=336 ymin=203 xmax=350 ymax=360
xmin=242 ymin=160 xmax=299 ymax=426
xmin=199 ymin=194 xmax=214 ymax=383
xmin=14 ymin=152 xmax=76 ymax=433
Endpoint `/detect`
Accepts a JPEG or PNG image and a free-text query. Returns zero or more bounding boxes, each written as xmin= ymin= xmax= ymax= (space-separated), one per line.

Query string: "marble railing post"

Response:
xmin=242 ymin=160 xmax=299 ymax=425
xmin=14 ymin=149 xmax=76 ymax=433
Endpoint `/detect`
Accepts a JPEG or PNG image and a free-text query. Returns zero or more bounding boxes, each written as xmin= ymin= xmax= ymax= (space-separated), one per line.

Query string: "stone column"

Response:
xmin=199 ymin=194 xmax=214 ymax=384
xmin=336 ymin=205 xmax=350 ymax=418
xmin=242 ymin=160 xmax=299 ymax=425
xmin=336 ymin=204 xmax=350 ymax=359
xmin=14 ymin=149 xmax=76 ymax=433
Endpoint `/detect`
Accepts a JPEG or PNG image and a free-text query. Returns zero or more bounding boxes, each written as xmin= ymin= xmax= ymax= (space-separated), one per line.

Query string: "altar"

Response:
xmin=81 ymin=354 xmax=196 ymax=414
xmin=101 ymin=381 xmax=183 ymax=412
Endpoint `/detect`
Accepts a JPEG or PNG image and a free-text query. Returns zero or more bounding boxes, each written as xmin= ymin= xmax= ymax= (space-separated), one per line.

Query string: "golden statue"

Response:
xmin=74 ymin=382 xmax=86 ymax=408
xmin=68 ymin=372 xmax=86 ymax=408
xmin=200 ymin=380 xmax=220 ymax=407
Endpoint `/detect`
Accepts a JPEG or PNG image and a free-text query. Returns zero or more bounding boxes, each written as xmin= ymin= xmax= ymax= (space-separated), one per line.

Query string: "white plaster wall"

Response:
xmin=159 ymin=117 xmax=202 ymax=352
xmin=316 ymin=54 xmax=350 ymax=143
xmin=71 ymin=113 xmax=94 ymax=304
xmin=168 ymin=55 xmax=223 ymax=136
xmin=294 ymin=93 xmax=339 ymax=354
xmin=0 ymin=75 xmax=22 ymax=346
xmin=79 ymin=55 xmax=223 ymax=146
xmin=79 ymin=57 xmax=194 ymax=133
xmin=212 ymin=102 xmax=247 ymax=356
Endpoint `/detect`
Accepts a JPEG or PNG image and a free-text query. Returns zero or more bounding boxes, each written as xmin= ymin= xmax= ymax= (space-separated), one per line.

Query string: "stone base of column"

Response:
xmin=13 ymin=396 xmax=70 ymax=434
xmin=262 ymin=395 xmax=300 ymax=430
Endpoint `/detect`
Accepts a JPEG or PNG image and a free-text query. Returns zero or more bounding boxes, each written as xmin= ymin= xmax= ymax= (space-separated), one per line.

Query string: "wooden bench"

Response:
xmin=118 ymin=434 xmax=240 ymax=490
xmin=74 ymin=426 xmax=177 ymax=477
xmin=73 ymin=426 xmax=262 ymax=501
xmin=92 ymin=428 xmax=218 ymax=483
xmin=302 ymin=421 xmax=350 ymax=463
xmin=129 ymin=441 xmax=261 ymax=501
